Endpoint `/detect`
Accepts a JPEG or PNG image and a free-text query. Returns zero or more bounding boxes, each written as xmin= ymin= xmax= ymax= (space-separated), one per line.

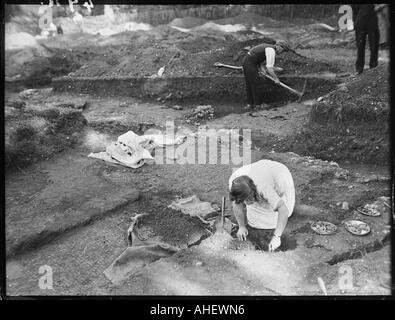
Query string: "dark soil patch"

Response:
xmin=233 ymin=226 xmax=298 ymax=252
xmin=140 ymin=207 xmax=209 ymax=248
xmin=279 ymin=121 xmax=390 ymax=165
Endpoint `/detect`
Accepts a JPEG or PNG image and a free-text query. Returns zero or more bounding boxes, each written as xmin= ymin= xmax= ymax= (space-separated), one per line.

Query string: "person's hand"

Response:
xmin=268 ymin=235 xmax=281 ymax=251
xmin=274 ymin=78 xmax=280 ymax=84
xmin=237 ymin=226 xmax=248 ymax=241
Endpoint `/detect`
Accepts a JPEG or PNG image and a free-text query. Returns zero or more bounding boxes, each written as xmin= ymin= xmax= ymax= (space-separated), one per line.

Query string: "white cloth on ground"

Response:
xmin=229 ymin=159 xmax=295 ymax=229
xmin=168 ymin=195 xmax=218 ymax=220
xmin=88 ymin=130 xmax=185 ymax=169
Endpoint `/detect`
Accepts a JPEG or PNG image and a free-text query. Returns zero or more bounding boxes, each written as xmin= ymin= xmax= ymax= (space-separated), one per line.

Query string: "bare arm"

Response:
xmin=268 ymin=200 xmax=289 ymax=251
xmin=274 ymin=201 xmax=289 ymax=237
xmin=232 ymin=201 xmax=248 ymax=241
xmin=265 ymin=47 xmax=280 ymax=83
xmin=232 ymin=201 xmax=247 ymax=228
xmin=266 ymin=67 xmax=280 ymax=83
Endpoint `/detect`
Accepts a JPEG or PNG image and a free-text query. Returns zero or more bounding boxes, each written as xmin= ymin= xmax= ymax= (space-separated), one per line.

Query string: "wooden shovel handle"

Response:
xmin=214 ymin=62 xmax=243 ymax=70
xmin=221 ymin=197 xmax=225 ymax=227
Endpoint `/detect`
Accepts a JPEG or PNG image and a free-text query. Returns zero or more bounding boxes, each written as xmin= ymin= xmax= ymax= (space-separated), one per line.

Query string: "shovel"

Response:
xmin=221 ymin=196 xmax=226 ymax=229
xmin=214 ymin=62 xmax=307 ymax=102
xmin=213 ymin=62 xmax=284 ymax=72
xmin=214 ymin=196 xmax=232 ymax=234
xmin=214 ymin=62 xmax=243 ymax=70
xmin=260 ymin=71 xmax=307 ymax=102
xmin=158 ymin=53 xmax=179 ymax=77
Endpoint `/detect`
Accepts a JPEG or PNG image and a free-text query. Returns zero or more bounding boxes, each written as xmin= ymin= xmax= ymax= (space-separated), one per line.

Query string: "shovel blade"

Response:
xmin=297 ymin=80 xmax=308 ymax=102
xmin=157 ymin=66 xmax=165 ymax=77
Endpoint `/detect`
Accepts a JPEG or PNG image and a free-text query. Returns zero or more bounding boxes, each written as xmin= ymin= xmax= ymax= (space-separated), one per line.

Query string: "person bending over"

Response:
xmin=242 ymin=39 xmax=291 ymax=110
xmin=229 ymin=159 xmax=295 ymax=251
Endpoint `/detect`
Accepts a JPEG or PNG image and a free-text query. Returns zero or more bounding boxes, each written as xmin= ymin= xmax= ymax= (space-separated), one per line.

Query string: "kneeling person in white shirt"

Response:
xmin=229 ymin=159 xmax=295 ymax=251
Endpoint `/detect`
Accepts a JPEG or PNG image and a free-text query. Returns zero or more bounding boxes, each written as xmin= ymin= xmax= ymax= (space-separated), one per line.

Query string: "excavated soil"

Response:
xmin=5 ymin=12 xmax=349 ymax=89
xmin=5 ymin=92 xmax=88 ymax=171
xmin=4 ymin=10 xmax=391 ymax=296
xmin=276 ymin=64 xmax=390 ymax=164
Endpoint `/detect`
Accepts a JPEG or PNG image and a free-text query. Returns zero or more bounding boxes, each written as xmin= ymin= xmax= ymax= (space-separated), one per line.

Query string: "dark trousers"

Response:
xmin=355 ymin=23 xmax=380 ymax=73
xmin=242 ymin=55 xmax=264 ymax=106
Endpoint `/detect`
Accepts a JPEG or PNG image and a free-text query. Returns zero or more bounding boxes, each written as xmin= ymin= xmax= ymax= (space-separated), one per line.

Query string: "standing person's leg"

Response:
xmin=242 ymin=56 xmax=257 ymax=107
xmin=243 ymin=70 xmax=254 ymax=107
xmin=249 ymin=62 xmax=264 ymax=106
xmin=368 ymin=25 xmax=380 ymax=69
xmin=355 ymin=25 xmax=367 ymax=74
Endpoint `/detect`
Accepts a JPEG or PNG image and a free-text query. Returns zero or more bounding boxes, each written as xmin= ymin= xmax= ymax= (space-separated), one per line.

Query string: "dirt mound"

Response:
xmin=214 ymin=12 xmax=286 ymax=28
xmin=292 ymin=28 xmax=355 ymax=49
xmin=311 ymin=64 xmax=389 ymax=123
xmin=192 ymin=21 xmax=246 ymax=33
xmin=5 ymin=32 xmax=39 ymax=50
xmin=5 ymin=102 xmax=88 ymax=171
xmin=230 ymin=38 xmax=342 ymax=74
xmin=169 ymin=16 xmax=208 ymax=28
xmin=6 ymin=19 xmax=345 ymax=85
xmin=71 ymin=30 xmax=341 ymax=79
xmin=278 ymin=50 xmax=342 ymax=74
xmin=280 ymin=64 xmax=390 ymax=164
xmin=5 ymin=8 xmax=42 ymax=35
xmin=5 ymin=44 xmax=84 ymax=87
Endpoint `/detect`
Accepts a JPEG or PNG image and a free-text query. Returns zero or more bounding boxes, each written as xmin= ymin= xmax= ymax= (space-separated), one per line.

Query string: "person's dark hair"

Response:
xmin=229 ymin=175 xmax=259 ymax=204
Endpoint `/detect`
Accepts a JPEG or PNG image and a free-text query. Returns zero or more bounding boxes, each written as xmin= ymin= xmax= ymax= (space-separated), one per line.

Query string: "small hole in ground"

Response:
xmin=231 ymin=226 xmax=298 ymax=252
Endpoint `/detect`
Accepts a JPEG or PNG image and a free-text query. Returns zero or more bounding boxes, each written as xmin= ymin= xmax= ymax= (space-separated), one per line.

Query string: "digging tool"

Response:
xmin=127 ymin=212 xmax=149 ymax=246
xmin=317 ymin=277 xmax=328 ymax=295
xmin=259 ymin=70 xmax=307 ymax=102
xmin=214 ymin=62 xmax=284 ymax=72
xmin=158 ymin=53 xmax=179 ymax=77
xmin=214 ymin=62 xmax=307 ymax=102
xmin=214 ymin=62 xmax=243 ymax=70
xmin=221 ymin=196 xmax=226 ymax=228
xmin=382 ymin=201 xmax=391 ymax=209
xmin=213 ymin=196 xmax=236 ymax=234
